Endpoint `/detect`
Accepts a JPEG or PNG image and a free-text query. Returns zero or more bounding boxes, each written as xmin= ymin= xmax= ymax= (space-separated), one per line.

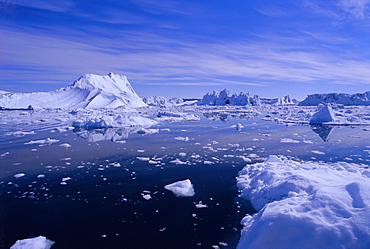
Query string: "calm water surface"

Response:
xmin=1 ymin=111 xmax=370 ymax=248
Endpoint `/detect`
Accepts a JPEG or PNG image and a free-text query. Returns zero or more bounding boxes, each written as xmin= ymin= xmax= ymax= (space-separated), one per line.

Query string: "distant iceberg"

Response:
xmin=164 ymin=179 xmax=195 ymax=197
xmin=299 ymin=91 xmax=370 ymax=106
xmin=197 ymin=89 xmax=296 ymax=106
xmin=0 ymin=73 xmax=147 ymax=109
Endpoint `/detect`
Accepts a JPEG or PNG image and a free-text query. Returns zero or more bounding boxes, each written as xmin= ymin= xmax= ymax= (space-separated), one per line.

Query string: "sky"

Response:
xmin=1 ymin=0 xmax=370 ymax=100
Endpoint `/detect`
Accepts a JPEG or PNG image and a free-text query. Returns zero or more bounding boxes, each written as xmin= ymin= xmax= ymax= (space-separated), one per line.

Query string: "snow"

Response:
xmin=10 ymin=236 xmax=55 ymax=249
xmin=164 ymin=179 xmax=195 ymax=197
xmin=0 ymin=73 xmax=147 ymax=109
xmin=236 ymin=155 xmax=370 ymax=249
xmin=299 ymin=91 xmax=370 ymax=106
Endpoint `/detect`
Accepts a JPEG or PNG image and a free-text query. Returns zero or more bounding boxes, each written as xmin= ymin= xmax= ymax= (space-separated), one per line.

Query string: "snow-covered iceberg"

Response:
xmin=164 ymin=179 xmax=195 ymax=197
xmin=299 ymin=91 xmax=370 ymax=106
xmin=0 ymin=73 xmax=147 ymax=109
xmin=309 ymin=104 xmax=336 ymax=124
xmin=11 ymin=236 xmax=55 ymax=249
xmin=236 ymin=155 xmax=370 ymax=249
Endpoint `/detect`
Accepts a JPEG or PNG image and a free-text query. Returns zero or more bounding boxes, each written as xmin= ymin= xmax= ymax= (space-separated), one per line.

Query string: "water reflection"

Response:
xmin=73 ymin=127 xmax=142 ymax=142
xmin=310 ymin=125 xmax=335 ymax=142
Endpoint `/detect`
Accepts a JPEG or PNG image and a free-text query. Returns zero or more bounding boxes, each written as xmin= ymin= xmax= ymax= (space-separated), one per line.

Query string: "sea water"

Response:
xmin=1 ymin=110 xmax=370 ymax=248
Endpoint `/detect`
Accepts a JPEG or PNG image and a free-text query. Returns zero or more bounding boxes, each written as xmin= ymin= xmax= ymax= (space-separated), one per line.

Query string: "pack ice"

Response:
xmin=0 ymin=73 xmax=147 ymax=109
xmin=236 ymin=155 xmax=370 ymax=249
xmin=11 ymin=236 xmax=55 ymax=249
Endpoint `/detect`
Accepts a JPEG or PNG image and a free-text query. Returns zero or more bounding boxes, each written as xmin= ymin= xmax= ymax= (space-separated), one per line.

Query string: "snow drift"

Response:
xmin=0 ymin=73 xmax=147 ymax=109
xmin=237 ymin=155 xmax=370 ymax=249
xmin=299 ymin=91 xmax=370 ymax=106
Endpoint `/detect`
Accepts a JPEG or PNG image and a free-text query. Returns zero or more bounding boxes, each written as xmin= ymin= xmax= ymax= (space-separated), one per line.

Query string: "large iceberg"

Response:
xmin=0 ymin=73 xmax=147 ymax=109
xmin=236 ymin=155 xmax=370 ymax=249
xmin=299 ymin=91 xmax=370 ymax=106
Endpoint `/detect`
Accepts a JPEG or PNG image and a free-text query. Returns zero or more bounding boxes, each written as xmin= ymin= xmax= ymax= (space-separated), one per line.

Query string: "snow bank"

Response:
xmin=299 ymin=91 xmax=370 ymax=106
xmin=0 ymin=73 xmax=147 ymax=109
xmin=164 ymin=179 xmax=195 ymax=197
xmin=236 ymin=155 xmax=370 ymax=249
xmin=72 ymin=114 xmax=157 ymax=128
xmin=11 ymin=236 xmax=55 ymax=249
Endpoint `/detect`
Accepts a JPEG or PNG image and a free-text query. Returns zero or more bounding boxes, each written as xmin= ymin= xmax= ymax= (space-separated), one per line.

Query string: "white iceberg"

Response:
xmin=309 ymin=104 xmax=336 ymax=124
xmin=0 ymin=73 xmax=147 ymax=109
xmin=236 ymin=155 xmax=370 ymax=249
xmin=164 ymin=179 xmax=195 ymax=197
xmin=11 ymin=236 xmax=55 ymax=249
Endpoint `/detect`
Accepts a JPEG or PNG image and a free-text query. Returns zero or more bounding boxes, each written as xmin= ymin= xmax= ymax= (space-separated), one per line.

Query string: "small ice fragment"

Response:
xmin=109 ymin=162 xmax=121 ymax=167
xmin=179 ymin=152 xmax=187 ymax=157
xmin=169 ymin=158 xmax=187 ymax=165
xmin=137 ymin=150 xmax=145 ymax=153
xmin=137 ymin=157 xmax=150 ymax=161
xmin=14 ymin=173 xmax=25 ymax=179
xmin=195 ymin=201 xmax=208 ymax=209
xmin=10 ymin=236 xmax=55 ymax=249
xmin=37 ymin=174 xmax=45 ymax=178
xmin=280 ymin=138 xmax=300 ymax=143
xmin=142 ymin=194 xmax=152 ymax=200
xmin=174 ymin=136 xmax=189 ymax=141
xmin=59 ymin=143 xmax=71 ymax=148
xmin=159 ymin=227 xmax=167 ymax=232
xmin=312 ymin=150 xmax=325 ymax=155
xmin=164 ymin=179 xmax=195 ymax=197
xmin=61 ymin=177 xmax=72 ymax=182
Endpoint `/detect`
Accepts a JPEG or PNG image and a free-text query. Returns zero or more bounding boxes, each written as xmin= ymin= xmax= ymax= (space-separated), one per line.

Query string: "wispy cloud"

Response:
xmin=339 ymin=0 xmax=370 ymax=19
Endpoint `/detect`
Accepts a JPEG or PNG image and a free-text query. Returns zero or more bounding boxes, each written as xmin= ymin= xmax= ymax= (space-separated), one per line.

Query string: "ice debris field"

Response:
xmin=1 ymin=73 xmax=370 ymax=248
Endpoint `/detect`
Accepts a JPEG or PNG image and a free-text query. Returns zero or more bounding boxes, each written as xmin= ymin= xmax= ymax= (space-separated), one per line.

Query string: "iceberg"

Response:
xmin=299 ymin=91 xmax=370 ymax=106
xmin=164 ymin=179 xmax=195 ymax=197
xmin=309 ymin=104 xmax=336 ymax=124
xmin=0 ymin=73 xmax=147 ymax=109
xmin=198 ymin=89 xmax=261 ymax=106
xmin=236 ymin=155 xmax=370 ymax=249
xmin=11 ymin=236 xmax=55 ymax=249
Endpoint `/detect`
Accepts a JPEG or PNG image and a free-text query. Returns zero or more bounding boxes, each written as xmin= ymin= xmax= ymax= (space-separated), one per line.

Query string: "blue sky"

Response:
xmin=1 ymin=0 xmax=370 ymax=100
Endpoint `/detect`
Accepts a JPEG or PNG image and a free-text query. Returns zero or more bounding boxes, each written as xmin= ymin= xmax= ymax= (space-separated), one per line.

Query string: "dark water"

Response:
xmin=1 ymin=112 xmax=370 ymax=248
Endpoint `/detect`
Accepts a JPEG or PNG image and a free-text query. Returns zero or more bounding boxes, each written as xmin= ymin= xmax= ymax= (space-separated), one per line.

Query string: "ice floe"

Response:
xmin=11 ymin=236 xmax=55 ymax=249
xmin=236 ymin=155 xmax=370 ymax=248
xmin=164 ymin=179 xmax=195 ymax=197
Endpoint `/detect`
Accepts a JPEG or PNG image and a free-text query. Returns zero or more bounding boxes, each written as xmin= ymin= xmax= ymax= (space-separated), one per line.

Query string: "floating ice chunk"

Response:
xmin=142 ymin=194 xmax=152 ymax=200
xmin=59 ymin=143 xmax=71 ymax=148
xmin=195 ymin=201 xmax=208 ymax=208
xmin=231 ymin=123 xmax=244 ymax=131
xmin=174 ymin=136 xmax=189 ymax=141
xmin=10 ymin=236 xmax=55 ymax=249
xmin=164 ymin=179 xmax=195 ymax=197
xmin=156 ymin=112 xmax=200 ymax=122
xmin=61 ymin=177 xmax=72 ymax=182
xmin=14 ymin=173 xmax=25 ymax=179
xmin=280 ymin=138 xmax=300 ymax=143
xmin=137 ymin=157 xmax=150 ymax=161
xmin=25 ymin=138 xmax=59 ymax=145
xmin=37 ymin=174 xmax=45 ymax=178
xmin=137 ymin=128 xmax=159 ymax=135
xmin=311 ymin=150 xmax=325 ymax=155
xmin=169 ymin=158 xmax=187 ymax=165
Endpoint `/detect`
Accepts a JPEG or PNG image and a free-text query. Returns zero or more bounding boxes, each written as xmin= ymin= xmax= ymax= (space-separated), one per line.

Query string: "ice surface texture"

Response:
xmin=237 ymin=155 xmax=370 ymax=249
